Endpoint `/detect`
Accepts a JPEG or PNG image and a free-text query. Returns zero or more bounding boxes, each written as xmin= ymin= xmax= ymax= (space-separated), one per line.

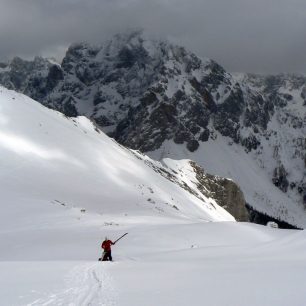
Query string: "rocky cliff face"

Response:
xmin=0 ymin=31 xmax=305 ymax=227
xmin=0 ymin=31 xmax=251 ymax=151
xmin=189 ymin=161 xmax=249 ymax=221
xmin=238 ymin=73 xmax=305 ymax=205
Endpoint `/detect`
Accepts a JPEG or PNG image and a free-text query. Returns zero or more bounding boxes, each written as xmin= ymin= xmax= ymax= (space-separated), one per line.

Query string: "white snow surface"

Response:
xmin=1 ymin=87 xmax=306 ymax=306
xmin=0 ymin=86 xmax=233 ymax=223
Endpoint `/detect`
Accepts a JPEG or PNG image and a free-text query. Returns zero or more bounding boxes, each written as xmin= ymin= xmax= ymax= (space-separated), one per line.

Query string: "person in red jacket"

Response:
xmin=101 ymin=237 xmax=115 ymax=261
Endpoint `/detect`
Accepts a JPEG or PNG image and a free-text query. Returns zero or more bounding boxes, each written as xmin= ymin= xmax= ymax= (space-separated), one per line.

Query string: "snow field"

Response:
xmin=1 ymin=87 xmax=306 ymax=305
xmin=0 ymin=86 xmax=233 ymax=223
xmin=0 ymin=216 xmax=305 ymax=306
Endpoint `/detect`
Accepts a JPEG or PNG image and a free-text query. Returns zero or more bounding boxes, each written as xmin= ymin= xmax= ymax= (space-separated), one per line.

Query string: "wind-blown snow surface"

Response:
xmin=1 ymin=87 xmax=306 ymax=305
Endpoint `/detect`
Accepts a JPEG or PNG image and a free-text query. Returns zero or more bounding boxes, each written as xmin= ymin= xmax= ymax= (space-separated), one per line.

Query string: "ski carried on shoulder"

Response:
xmin=114 ymin=232 xmax=128 ymax=244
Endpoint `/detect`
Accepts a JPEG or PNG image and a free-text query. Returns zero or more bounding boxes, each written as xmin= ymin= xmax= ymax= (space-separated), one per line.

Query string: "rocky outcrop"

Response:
xmin=272 ymin=164 xmax=289 ymax=193
xmin=189 ymin=161 xmax=249 ymax=221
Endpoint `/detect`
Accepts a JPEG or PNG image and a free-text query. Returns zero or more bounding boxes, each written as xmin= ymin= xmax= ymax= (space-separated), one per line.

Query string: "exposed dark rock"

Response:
xmin=244 ymin=93 xmax=274 ymax=129
xmin=93 ymin=115 xmax=114 ymax=127
xmin=140 ymin=91 xmax=159 ymax=107
xmin=93 ymin=90 xmax=107 ymax=106
xmin=214 ymin=85 xmax=244 ymax=142
xmin=199 ymin=129 xmax=210 ymax=142
xmin=46 ymin=65 xmax=64 ymax=91
xmin=61 ymin=43 xmax=99 ymax=73
xmin=283 ymin=93 xmax=293 ymax=101
xmin=61 ymin=97 xmax=78 ymax=117
xmin=241 ymin=134 xmax=261 ymax=152
xmin=190 ymin=161 xmax=249 ymax=221
xmin=150 ymin=103 xmax=177 ymax=126
xmin=117 ymin=46 xmax=149 ymax=69
xmin=187 ymin=139 xmax=199 ymax=152
xmin=269 ymin=92 xmax=287 ymax=108
xmin=301 ymin=86 xmax=306 ymax=99
xmin=201 ymin=60 xmax=228 ymax=91
xmin=272 ymin=164 xmax=289 ymax=192
xmin=246 ymin=204 xmax=301 ymax=229
xmin=189 ymin=77 xmax=217 ymax=112
xmin=173 ymin=129 xmax=190 ymax=144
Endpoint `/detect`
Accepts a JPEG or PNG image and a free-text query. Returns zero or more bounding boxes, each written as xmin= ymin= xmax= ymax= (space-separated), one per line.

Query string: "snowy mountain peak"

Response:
xmin=0 ymin=32 xmax=305 ymax=228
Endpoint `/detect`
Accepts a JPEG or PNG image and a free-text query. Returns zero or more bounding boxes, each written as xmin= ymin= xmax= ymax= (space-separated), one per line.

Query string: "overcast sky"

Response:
xmin=1 ymin=0 xmax=306 ymax=73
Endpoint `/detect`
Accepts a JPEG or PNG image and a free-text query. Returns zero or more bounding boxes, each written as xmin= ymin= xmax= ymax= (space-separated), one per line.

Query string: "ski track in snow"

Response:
xmin=28 ymin=263 xmax=116 ymax=306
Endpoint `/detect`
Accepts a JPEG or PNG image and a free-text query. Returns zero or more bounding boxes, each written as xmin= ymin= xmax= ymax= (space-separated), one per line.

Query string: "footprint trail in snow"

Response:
xmin=28 ymin=262 xmax=116 ymax=306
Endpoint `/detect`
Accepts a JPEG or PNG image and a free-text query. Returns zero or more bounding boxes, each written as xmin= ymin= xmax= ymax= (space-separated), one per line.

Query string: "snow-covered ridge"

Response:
xmin=0 ymin=86 xmax=234 ymax=223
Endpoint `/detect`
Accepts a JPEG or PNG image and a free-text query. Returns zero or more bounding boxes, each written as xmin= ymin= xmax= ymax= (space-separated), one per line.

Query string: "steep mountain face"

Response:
xmin=1 ymin=31 xmax=246 ymax=151
xmin=0 ymin=31 xmax=305 ymax=227
xmin=238 ymin=73 xmax=305 ymax=196
xmin=0 ymin=57 xmax=63 ymax=103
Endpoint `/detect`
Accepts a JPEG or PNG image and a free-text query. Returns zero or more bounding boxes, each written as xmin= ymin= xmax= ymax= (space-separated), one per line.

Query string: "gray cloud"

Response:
xmin=1 ymin=0 xmax=306 ymax=73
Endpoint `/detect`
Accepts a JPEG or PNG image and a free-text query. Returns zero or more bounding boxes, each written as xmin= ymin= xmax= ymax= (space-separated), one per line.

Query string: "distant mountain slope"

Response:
xmin=0 ymin=31 xmax=304 ymax=227
xmin=0 ymin=86 xmax=236 ymax=223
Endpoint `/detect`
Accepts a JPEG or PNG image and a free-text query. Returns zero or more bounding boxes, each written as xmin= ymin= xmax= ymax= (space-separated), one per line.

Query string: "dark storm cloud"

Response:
xmin=1 ymin=0 xmax=306 ymax=73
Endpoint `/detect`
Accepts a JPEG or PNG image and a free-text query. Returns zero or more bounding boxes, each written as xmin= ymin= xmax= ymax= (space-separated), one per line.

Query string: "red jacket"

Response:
xmin=102 ymin=240 xmax=114 ymax=252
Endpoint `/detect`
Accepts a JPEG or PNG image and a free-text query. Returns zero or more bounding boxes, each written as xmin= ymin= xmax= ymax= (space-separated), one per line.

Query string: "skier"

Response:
xmin=101 ymin=237 xmax=115 ymax=261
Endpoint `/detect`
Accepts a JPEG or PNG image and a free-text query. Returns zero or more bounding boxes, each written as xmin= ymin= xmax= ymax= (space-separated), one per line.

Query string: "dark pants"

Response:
xmin=102 ymin=250 xmax=112 ymax=261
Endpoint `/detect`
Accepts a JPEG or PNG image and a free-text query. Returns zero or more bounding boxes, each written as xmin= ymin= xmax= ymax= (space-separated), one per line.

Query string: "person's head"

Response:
xmin=104 ymin=237 xmax=108 ymax=241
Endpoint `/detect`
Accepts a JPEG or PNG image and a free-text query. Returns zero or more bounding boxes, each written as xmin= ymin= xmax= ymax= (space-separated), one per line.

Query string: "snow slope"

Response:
xmin=1 ymin=87 xmax=306 ymax=306
xmin=0 ymin=86 xmax=233 ymax=223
